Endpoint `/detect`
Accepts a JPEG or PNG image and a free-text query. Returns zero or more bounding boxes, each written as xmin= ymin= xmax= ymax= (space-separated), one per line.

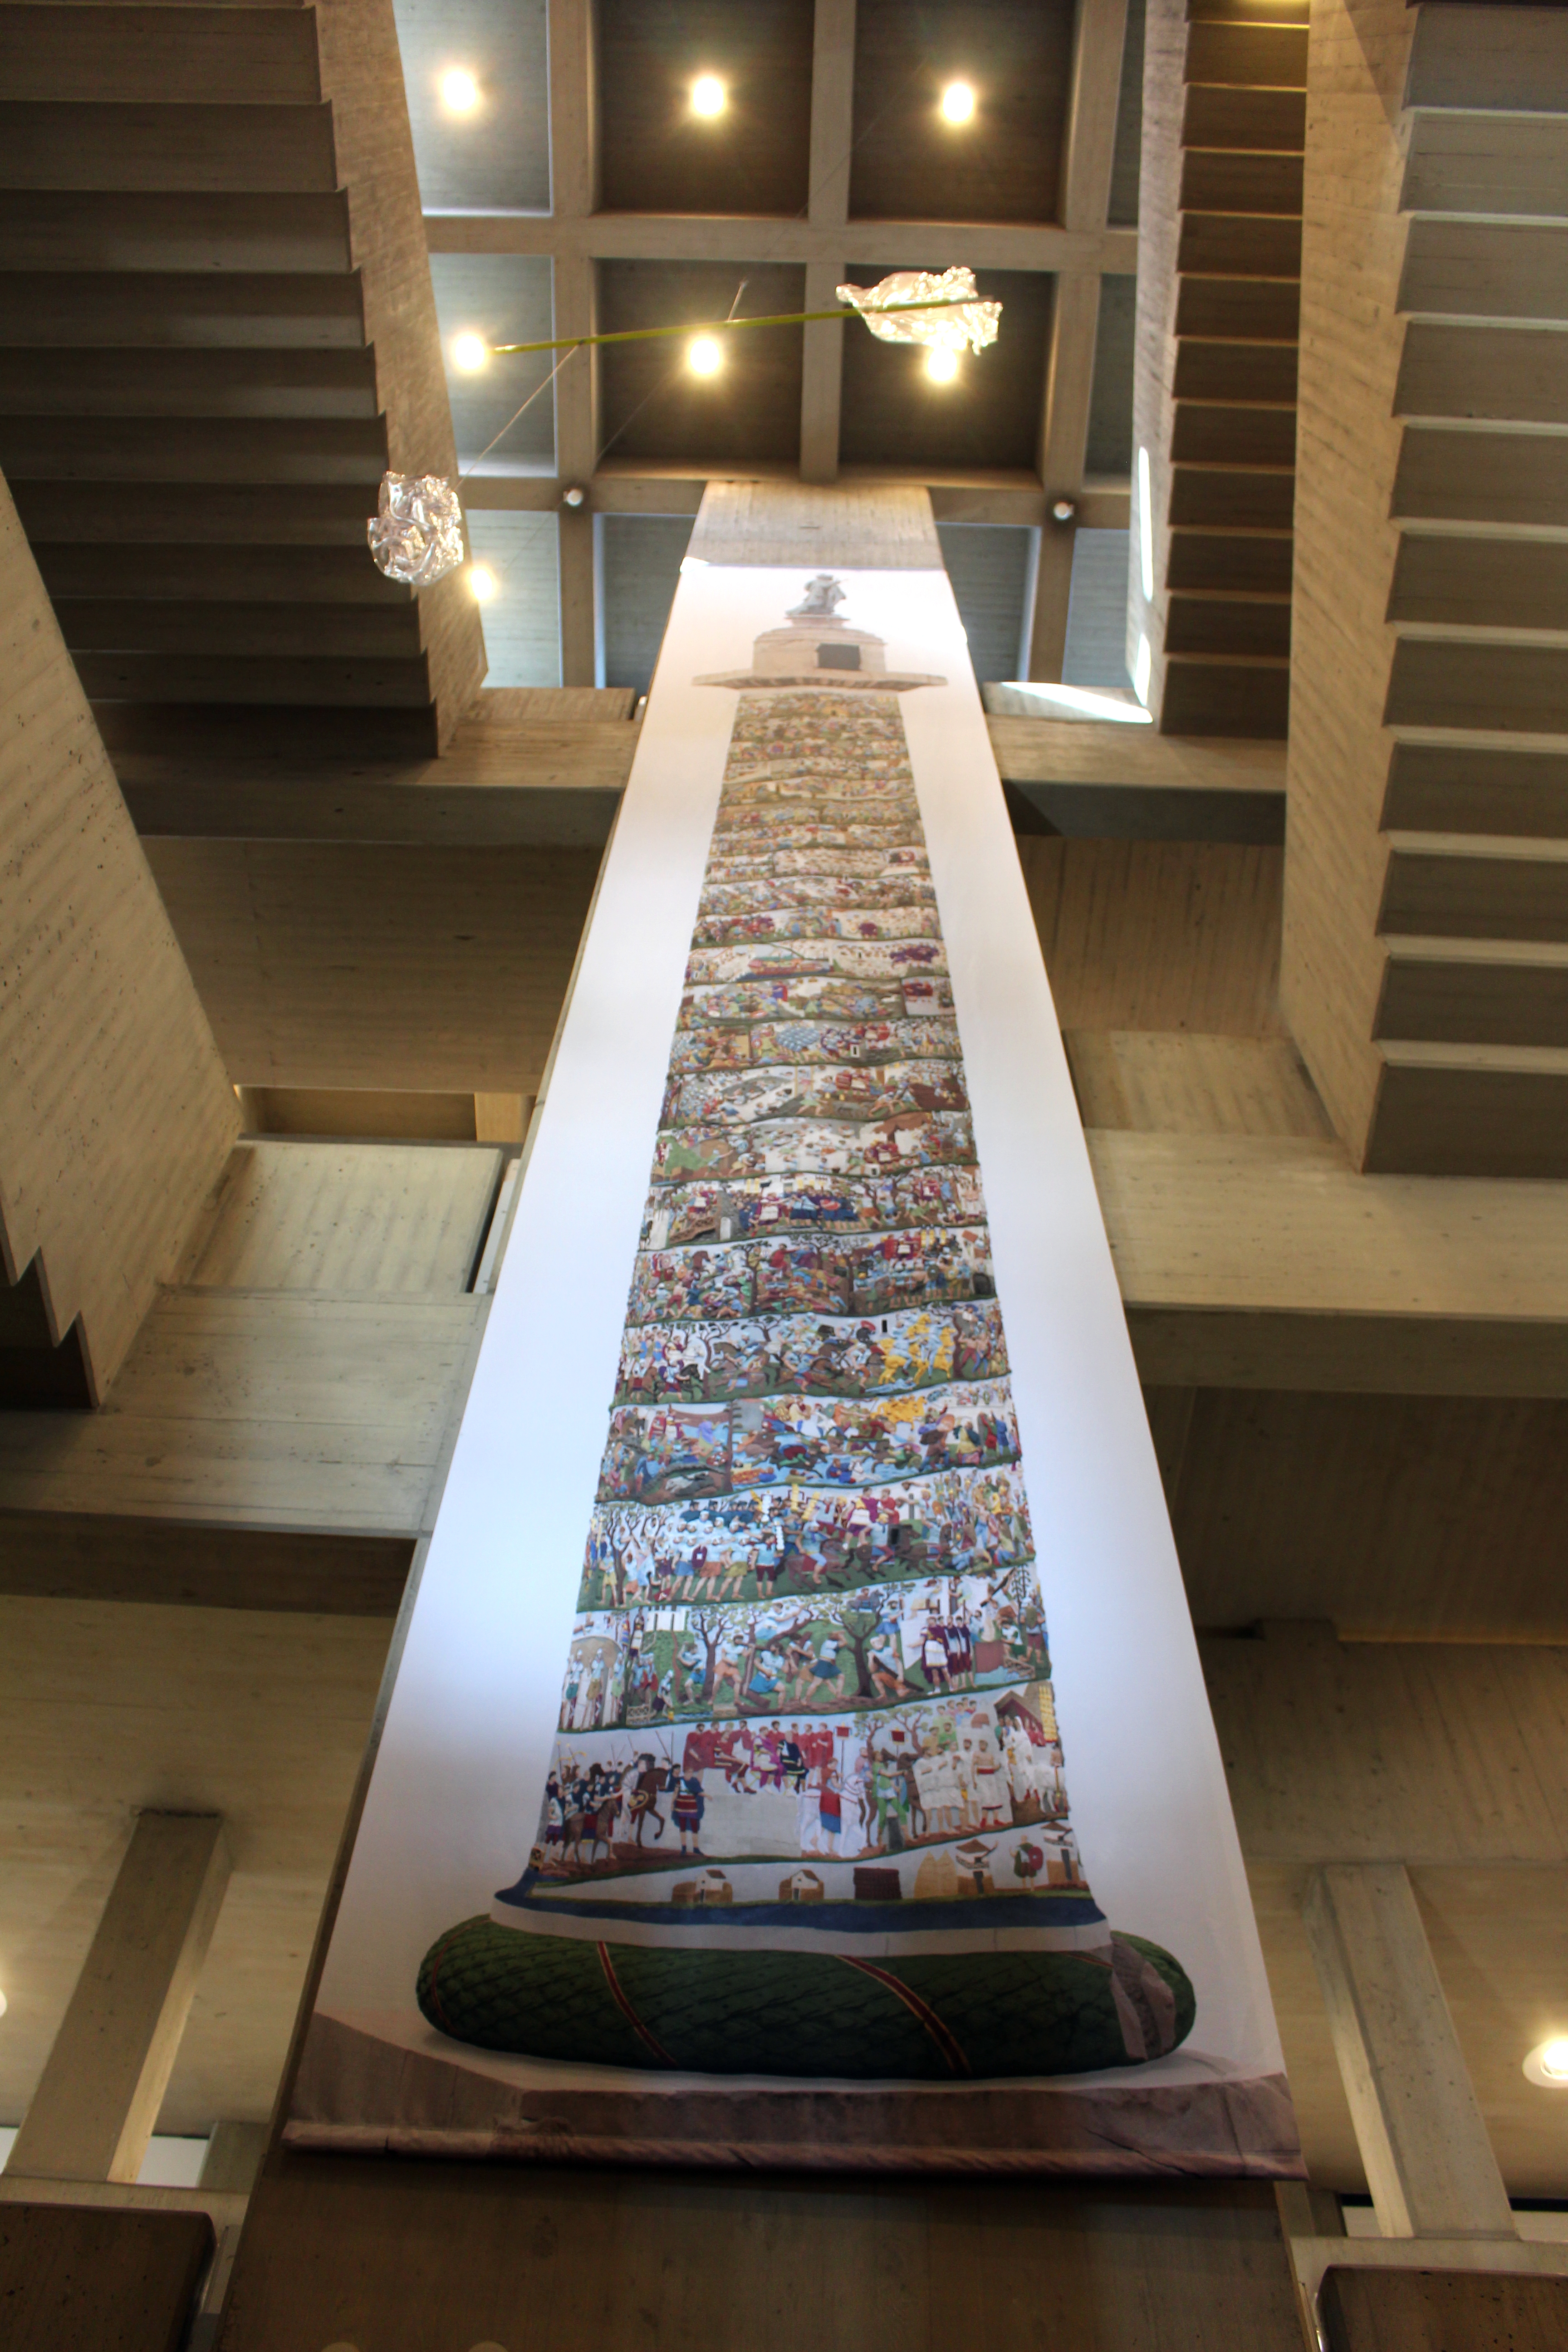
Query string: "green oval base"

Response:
xmin=416 ymin=1919 xmax=1195 ymax=2080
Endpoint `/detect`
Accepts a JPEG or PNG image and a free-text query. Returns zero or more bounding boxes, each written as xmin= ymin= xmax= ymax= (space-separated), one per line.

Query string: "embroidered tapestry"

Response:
xmin=289 ymin=545 xmax=1299 ymax=2176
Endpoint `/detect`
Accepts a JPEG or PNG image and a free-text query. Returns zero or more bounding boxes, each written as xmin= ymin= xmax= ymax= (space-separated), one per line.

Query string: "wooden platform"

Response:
xmin=0 ymin=2200 xmax=213 ymax=2352
xmin=118 ymin=704 xmax=1286 ymax=847
xmin=216 ymin=2161 xmax=1303 ymax=2352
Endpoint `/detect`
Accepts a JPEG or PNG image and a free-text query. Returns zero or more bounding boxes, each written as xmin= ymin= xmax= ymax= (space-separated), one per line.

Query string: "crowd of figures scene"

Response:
xmin=539 ymin=1684 xmax=1080 ymax=1901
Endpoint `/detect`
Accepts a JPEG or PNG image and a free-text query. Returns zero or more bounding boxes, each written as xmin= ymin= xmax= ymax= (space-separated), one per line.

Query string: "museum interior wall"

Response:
xmin=0 ymin=0 xmax=1565 ymax=2346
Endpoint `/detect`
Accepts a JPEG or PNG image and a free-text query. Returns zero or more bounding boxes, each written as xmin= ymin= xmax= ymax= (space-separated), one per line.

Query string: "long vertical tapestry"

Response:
xmin=416 ymin=582 xmax=1189 ymax=2079
xmin=290 ymin=539 xmax=1298 ymax=2176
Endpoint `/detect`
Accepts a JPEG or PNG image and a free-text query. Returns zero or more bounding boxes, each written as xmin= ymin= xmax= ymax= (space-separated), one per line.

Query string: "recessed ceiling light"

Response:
xmin=468 ymin=564 xmax=498 ymax=603
xmin=688 ymin=335 xmax=724 ymax=377
xmin=691 ymin=74 xmax=726 ymax=118
xmin=440 ymin=69 xmax=480 ymax=116
xmin=940 ymin=82 xmax=976 ymax=124
xmin=924 ymin=348 xmax=960 ymax=385
xmin=1525 ymin=2037 xmax=1568 ymax=2087
xmin=450 ymin=332 xmax=490 ymax=373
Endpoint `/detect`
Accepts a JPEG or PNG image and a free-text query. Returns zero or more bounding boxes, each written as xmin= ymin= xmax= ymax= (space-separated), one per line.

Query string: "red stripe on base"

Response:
xmin=839 ymin=1955 xmax=972 ymax=2078
xmin=596 ymin=1941 xmax=676 ymax=2067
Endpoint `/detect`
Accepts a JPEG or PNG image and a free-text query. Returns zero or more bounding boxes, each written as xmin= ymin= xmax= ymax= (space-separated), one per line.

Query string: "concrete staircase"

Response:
xmin=1284 ymin=0 xmax=1568 ymax=1178
xmin=1160 ymin=0 xmax=1305 ymax=736
xmin=1366 ymin=13 xmax=1568 ymax=1172
xmin=0 ymin=0 xmax=483 ymax=760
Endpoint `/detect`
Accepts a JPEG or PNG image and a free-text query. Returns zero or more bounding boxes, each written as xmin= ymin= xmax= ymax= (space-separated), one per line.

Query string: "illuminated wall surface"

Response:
xmin=294 ymin=538 xmax=1298 ymax=2173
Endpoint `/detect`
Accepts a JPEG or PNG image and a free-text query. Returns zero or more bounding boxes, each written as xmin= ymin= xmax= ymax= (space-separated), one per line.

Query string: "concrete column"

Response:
xmin=548 ymin=0 xmax=601 ymax=689
xmin=1028 ymin=519 xmax=1077 ymax=682
xmin=557 ymin=501 xmax=598 ymax=688
xmin=198 ymin=2120 xmax=269 ymax=2195
xmin=1303 ymin=1862 xmax=1515 ymax=2241
xmin=7 ymin=1812 xmax=230 ymax=2185
xmin=799 ymin=0 xmax=854 ymax=485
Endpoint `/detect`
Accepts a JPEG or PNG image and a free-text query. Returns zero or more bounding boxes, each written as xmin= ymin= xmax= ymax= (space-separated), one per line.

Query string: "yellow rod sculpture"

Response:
xmin=487 ymin=296 xmax=981 ymax=358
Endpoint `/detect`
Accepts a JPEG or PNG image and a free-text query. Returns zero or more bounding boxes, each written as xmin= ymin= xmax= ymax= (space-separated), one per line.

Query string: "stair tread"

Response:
xmin=1381 ymin=1039 xmax=1568 ymax=1073
xmin=1165 ymin=650 xmax=1292 ymax=669
xmin=1386 ymin=830 xmax=1568 ymax=864
xmin=1407 ymin=106 xmax=1568 ymax=128
xmin=1384 ymin=933 xmax=1568 ymax=965
xmin=1169 ymin=587 xmax=1294 ymax=603
xmin=1185 ymin=79 xmax=1311 ymax=96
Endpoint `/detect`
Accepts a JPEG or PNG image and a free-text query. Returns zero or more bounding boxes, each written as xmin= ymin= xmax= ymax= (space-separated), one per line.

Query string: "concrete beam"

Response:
xmin=1303 ymin=1862 xmax=1515 ymax=2241
xmin=6 ymin=1814 xmax=230 ymax=2185
xmin=426 ymin=212 xmax=1138 ymax=276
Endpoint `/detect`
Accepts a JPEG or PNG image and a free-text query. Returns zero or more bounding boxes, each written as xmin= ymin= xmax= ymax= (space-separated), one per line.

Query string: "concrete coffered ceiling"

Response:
xmin=402 ymin=0 xmax=1145 ymax=686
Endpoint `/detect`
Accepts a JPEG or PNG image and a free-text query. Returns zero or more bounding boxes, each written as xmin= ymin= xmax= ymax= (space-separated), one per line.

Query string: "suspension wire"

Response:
xmin=459 ymin=343 xmax=576 ymax=480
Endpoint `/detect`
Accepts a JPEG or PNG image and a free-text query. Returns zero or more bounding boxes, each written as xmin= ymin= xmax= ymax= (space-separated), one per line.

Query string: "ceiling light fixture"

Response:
xmin=468 ymin=564 xmax=498 ymax=603
xmin=440 ymin=68 xmax=480 ymax=115
xmin=450 ymin=331 xmax=490 ymax=373
xmin=688 ymin=335 xmax=724 ymax=377
xmin=940 ymin=82 xmax=976 ymax=124
xmin=1525 ymin=2037 xmax=1568 ymax=2088
xmin=924 ymin=348 xmax=960 ymax=385
xmin=691 ymin=74 xmax=726 ymax=118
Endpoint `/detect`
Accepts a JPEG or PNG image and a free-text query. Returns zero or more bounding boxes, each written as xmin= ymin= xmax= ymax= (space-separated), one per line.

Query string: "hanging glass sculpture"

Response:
xmin=835 ymin=267 xmax=1001 ymax=356
xmin=367 ymin=471 xmax=465 ymax=587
